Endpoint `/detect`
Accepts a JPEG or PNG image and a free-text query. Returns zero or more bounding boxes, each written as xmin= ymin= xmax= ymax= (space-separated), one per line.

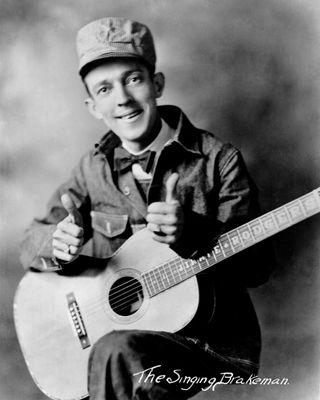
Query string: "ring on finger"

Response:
xmin=154 ymin=224 xmax=162 ymax=232
xmin=65 ymin=245 xmax=71 ymax=254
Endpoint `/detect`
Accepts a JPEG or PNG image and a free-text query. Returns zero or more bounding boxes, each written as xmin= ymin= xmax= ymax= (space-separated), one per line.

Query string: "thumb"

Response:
xmin=61 ymin=193 xmax=83 ymax=226
xmin=165 ymin=173 xmax=180 ymax=204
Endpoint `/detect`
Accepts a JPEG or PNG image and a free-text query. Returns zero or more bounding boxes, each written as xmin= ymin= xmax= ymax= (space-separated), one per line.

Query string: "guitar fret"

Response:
xmin=149 ymin=270 xmax=160 ymax=294
xmin=229 ymin=229 xmax=244 ymax=252
xmin=274 ymin=207 xmax=291 ymax=229
xmin=284 ymin=204 xmax=292 ymax=221
xmin=159 ymin=265 xmax=170 ymax=288
xmin=200 ymin=258 xmax=206 ymax=268
xmin=164 ymin=263 xmax=176 ymax=286
xmin=206 ymin=251 xmax=217 ymax=266
xmin=184 ymin=260 xmax=194 ymax=276
xmin=174 ymin=260 xmax=183 ymax=281
xmin=287 ymin=200 xmax=305 ymax=221
xmin=298 ymin=198 xmax=308 ymax=217
xmin=260 ymin=212 xmax=277 ymax=235
xmin=188 ymin=259 xmax=199 ymax=274
xmin=176 ymin=260 xmax=188 ymax=279
xmin=213 ymin=241 xmax=224 ymax=261
xmin=154 ymin=268 xmax=165 ymax=292
xmin=226 ymin=232 xmax=235 ymax=252
xmin=269 ymin=211 xmax=280 ymax=233
xmin=198 ymin=257 xmax=208 ymax=270
xmin=249 ymin=218 xmax=265 ymax=241
xmin=144 ymin=272 xmax=156 ymax=296
xmin=219 ymin=235 xmax=233 ymax=256
xmin=239 ymin=224 xmax=255 ymax=247
xmin=300 ymin=193 xmax=319 ymax=215
xmin=170 ymin=261 xmax=181 ymax=283
xmin=191 ymin=259 xmax=202 ymax=274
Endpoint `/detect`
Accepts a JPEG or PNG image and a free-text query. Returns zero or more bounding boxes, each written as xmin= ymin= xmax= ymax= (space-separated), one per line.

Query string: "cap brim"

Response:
xmin=79 ymin=52 xmax=149 ymax=77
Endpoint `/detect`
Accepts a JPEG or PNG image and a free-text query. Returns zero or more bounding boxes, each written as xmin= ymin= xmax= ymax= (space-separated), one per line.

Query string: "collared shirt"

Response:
xmin=124 ymin=117 xmax=174 ymax=186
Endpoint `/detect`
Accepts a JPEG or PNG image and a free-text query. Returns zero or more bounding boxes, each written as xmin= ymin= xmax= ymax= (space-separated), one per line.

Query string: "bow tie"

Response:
xmin=114 ymin=147 xmax=156 ymax=173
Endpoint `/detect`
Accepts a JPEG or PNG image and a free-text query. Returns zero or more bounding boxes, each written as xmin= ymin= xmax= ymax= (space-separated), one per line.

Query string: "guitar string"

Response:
xmin=31 ymin=267 xmax=191 ymax=343
xmin=76 ymin=251 xmax=223 ymax=316
xmin=78 ymin=232 xmax=249 ymax=314
xmin=72 ymin=258 xmax=203 ymax=316
xmin=70 ymin=214 xmax=291 ymax=316
xmin=76 ymin=235 xmax=255 ymax=317
xmin=107 ymin=257 xmax=192 ymax=302
xmin=104 ymin=248 xmax=223 ymax=308
xmin=80 ymin=255 xmax=194 ymax=305
xmin=106 ymin=257 xmax=182 ymax=300
xmin=80 ymin=259 xmax=213 ymax=317
xmin=80 ymin=264 xmax=188 ymax=314
xmin=108 ymin=256 xmax=190 ymax=297
xmin=107 ymin=259 xmax=203 ymax=308
xmin=69 ymin=231 xmax=252 ymax=316
xmin=61 ymin=256 xmax=188 ymax=317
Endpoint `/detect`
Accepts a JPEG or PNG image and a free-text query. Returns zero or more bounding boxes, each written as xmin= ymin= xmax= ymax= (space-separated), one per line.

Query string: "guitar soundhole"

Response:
xmin=109 ymin=277 xmax=144 ymax=316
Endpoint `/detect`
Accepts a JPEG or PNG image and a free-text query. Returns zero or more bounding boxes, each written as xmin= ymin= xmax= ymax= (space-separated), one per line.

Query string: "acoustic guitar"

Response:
xmin=14 ymin=188 xmax=320 ymax=400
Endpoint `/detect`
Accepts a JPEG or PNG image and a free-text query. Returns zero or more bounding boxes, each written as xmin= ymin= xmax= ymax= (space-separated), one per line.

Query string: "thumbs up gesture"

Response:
xmin=147 ymin=173 xmax=184 ymax=244
xmin=52 ymin=193 xmax=84 ymax=263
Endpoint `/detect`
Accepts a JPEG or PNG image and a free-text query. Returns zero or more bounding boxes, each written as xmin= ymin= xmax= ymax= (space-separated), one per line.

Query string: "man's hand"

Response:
xmin=146 ymin=173 xmax=184 ymax=244
xmin=52 ymin=193 xmax=84 ymax=263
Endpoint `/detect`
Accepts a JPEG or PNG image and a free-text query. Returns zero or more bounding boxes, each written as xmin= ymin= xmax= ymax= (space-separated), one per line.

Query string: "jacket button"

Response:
xmin=123 ymin=186 xmax=130 ymax=196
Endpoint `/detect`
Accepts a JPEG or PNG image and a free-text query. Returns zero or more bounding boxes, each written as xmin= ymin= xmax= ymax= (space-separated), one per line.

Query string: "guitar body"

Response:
xmin=14 ymin=229 xmax=200 ymax=400
xmin=14 ymin=187 xmax=320 ymax=400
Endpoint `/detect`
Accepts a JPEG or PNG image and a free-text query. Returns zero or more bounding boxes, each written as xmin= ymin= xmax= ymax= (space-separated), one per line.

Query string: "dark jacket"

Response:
xmin=20 ymin=105 xmax=274 ymax=374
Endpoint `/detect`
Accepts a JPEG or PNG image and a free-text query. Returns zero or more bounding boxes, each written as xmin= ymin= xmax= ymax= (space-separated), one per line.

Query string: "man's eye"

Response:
xmin=127 ymin=75 xmax=142 ymax=85
xmin=97 ymin=86 xmax=110 ymax=95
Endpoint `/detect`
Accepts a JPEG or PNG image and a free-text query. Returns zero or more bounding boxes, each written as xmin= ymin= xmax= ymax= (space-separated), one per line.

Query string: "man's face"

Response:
xmin=84 ymin=59 xmax=164 ymax=152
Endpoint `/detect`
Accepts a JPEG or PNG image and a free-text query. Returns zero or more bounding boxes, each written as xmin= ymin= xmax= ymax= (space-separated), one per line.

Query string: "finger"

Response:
xmin=147 ymin=202 xmax=177 ymax=214
xmin=156 ymin=224 xmax=177 ymax=235
xmin=152 ymin=233 xmax=176 ymax=244
xmin=147 ymin=222 xmax=162 ymax=233
xmin=52 ymin=239 xmax=69 ymax=252
xmin=146 ymin=213 xmax=178 ymax=226
xmin=57 ymin=220 xmax=84 ymax=238
xmin=165 ymin=173 xmax=179 ymax=205
xmin=61 ymin=193 xmax=83 ymax=227
xmin=52 ymin=248 xmax=74 ymax=263
xmin=53 ymin=230 xmax=84 ymax=247
xmin=52 ymin=239 xmax=83 ymax=254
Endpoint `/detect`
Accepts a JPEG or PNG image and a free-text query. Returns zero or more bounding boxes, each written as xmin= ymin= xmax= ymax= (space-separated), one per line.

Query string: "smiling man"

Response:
xmin=20 ymin=17 xmax=274 ymax=400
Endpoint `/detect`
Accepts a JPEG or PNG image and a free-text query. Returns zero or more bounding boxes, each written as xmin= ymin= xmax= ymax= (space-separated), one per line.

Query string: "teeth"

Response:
xmin=121 ymin=111 xmax=140 ymax=119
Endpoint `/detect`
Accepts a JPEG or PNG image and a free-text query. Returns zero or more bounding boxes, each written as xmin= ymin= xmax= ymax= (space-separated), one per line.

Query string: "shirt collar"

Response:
xmin=93 ymin=105 xmax=202 ymax=157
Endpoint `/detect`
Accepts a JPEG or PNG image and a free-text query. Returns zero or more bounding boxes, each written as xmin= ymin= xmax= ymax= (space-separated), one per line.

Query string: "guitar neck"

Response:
xmin=142 ymin=187 xmax=320 ymax=297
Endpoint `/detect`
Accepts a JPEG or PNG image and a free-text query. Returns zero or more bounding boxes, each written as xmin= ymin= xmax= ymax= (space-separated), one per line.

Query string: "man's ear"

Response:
xmin=85 ymin=97 xmax=103 ymax=120
xmin=153 ymin=72 xmax=165 ymax=99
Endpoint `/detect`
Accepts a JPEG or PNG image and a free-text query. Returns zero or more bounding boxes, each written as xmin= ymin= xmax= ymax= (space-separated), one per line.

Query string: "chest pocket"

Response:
xmin=90 ymin=211 xmax=128 ymax=238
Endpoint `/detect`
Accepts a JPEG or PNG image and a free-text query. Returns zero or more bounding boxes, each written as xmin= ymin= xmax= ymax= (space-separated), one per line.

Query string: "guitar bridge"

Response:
xmin=67 ymin=292 xmax=90 ymax=349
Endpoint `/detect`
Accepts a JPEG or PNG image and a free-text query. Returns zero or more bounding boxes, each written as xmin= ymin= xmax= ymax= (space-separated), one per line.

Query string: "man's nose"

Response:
xmin=115 ymin=84 xmax=132 ymax=106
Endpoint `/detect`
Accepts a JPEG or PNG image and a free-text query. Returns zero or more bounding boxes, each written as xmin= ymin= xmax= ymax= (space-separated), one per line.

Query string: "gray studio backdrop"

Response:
xmin=0 ymin=0 xmax=319 ymax=399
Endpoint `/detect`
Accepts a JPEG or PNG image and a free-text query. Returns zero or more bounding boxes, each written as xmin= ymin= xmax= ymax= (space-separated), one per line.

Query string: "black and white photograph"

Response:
xmin=0 ymin=1 xmax=319 ymax=399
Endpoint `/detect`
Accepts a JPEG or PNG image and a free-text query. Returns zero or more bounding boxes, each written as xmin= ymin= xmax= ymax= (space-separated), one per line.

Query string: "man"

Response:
xmin=20 ymin=17 xmax=274 ymax=400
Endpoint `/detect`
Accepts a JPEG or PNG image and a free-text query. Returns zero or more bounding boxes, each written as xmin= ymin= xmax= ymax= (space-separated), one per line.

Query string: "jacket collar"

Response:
xmin=93 ymin=105 xmax=202 ymax=156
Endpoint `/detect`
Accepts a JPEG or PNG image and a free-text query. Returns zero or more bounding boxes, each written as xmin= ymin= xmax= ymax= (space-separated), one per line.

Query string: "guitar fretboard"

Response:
xmin=142 ymin=188 xmax=320 ymax=297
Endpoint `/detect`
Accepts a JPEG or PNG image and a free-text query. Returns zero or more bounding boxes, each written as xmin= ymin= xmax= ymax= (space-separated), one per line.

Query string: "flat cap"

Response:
xmin=77 ymin=17 xmax=156 ymax=76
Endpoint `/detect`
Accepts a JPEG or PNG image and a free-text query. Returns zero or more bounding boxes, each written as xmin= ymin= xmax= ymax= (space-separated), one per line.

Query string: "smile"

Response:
xmin=116 ymin=110 xmax=143 ymax=120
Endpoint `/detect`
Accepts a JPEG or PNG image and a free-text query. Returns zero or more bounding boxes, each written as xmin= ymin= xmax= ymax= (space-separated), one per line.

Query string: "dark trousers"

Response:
xmin=88 ymin=329 xmax=253 ymax=400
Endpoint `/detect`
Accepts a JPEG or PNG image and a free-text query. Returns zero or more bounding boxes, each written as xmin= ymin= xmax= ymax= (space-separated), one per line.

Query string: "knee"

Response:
xmin=90 ymin=330 xmax=140 ymax=362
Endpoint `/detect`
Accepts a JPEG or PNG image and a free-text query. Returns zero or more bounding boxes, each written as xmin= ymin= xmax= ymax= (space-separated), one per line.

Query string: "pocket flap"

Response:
xmin=91 ymin=211 xmax=128 ymax=238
